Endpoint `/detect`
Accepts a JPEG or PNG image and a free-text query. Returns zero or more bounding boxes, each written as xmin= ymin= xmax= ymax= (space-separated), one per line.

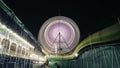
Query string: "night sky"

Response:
xmin=3 ymin=0 xmax=120 ymax=41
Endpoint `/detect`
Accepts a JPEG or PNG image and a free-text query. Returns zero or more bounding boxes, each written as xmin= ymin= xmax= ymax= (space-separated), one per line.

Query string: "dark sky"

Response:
xmin=3 ymin=0 xmax=120 ymax=41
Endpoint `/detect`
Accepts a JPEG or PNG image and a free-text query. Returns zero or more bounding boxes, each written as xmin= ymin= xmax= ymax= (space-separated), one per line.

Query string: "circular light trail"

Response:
xmin=38 ymin=16 xmax=80 ymax=54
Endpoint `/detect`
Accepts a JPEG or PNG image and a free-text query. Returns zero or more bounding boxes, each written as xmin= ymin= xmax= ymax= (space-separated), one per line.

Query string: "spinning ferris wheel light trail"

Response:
xmin=38 ymin=16 xmax=80 ymax=55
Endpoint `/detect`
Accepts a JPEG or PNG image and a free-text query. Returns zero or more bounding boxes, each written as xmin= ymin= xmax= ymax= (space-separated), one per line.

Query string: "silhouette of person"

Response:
xmin=41 ymin=60 xmax=50 ymax=68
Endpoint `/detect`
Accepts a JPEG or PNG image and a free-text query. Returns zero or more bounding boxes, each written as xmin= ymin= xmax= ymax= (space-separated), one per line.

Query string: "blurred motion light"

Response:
xmin=0 ymin=22 xmax=34 ymax=49
xmin=38 ymin=16 xmax=80 ymax=54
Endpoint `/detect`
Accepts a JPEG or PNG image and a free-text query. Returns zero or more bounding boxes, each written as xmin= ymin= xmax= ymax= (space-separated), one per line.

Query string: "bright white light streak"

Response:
xmin=38 ymin=56 xmax=46 ymax=61
xmin=0 ymin=44 xmax=2 ymax=49
xmin=0 ymin=22 xmax=34 ymax=48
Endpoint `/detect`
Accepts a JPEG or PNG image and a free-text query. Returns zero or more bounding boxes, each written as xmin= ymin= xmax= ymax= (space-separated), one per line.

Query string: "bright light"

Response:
xmin=1 ymin=24 xmax=6 ymax=28
xmin=75 ymin=53 xmax=78 ymax=57
xmin=38 ymin=56 xmax=46 ymax=61
xmin=0 ymin=45 xmax=2 ymax=49
xmin=30 ymin=54 xmax=38 ymax=58
xmin=30 ymin=54 xmax=46 ymax=62
xmin=0 ymin=22 xmax=34 ymax=49
xmin=39 ymin=16 xmax=80 ymax=54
